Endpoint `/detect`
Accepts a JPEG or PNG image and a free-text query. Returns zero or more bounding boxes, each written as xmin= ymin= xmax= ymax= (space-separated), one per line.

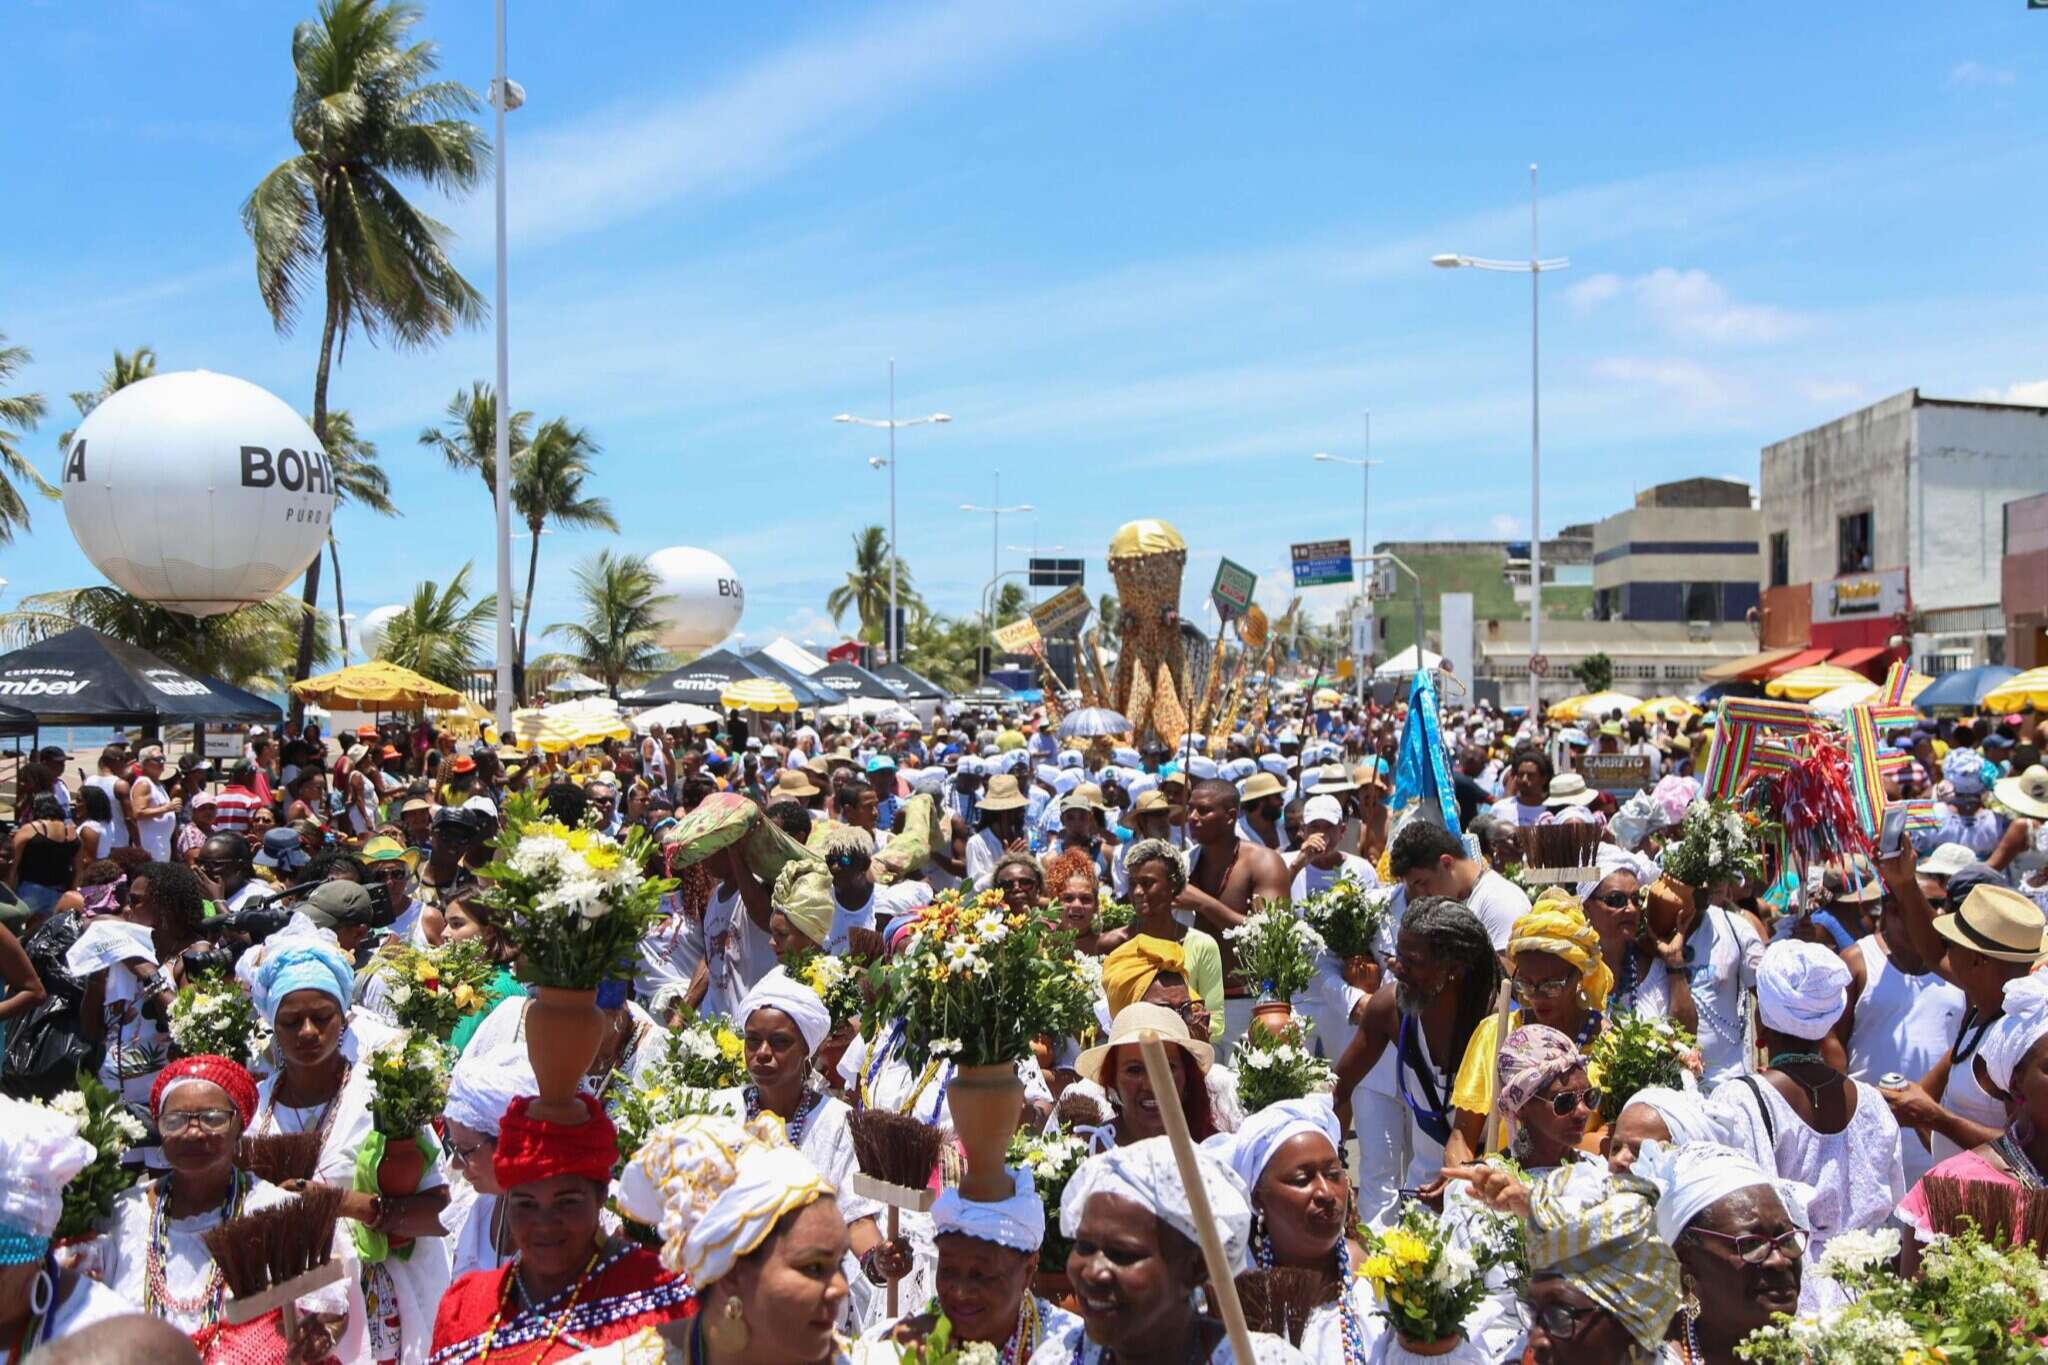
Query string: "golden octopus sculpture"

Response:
xmin=1107 ymin=518 xmax=1192 ymax=748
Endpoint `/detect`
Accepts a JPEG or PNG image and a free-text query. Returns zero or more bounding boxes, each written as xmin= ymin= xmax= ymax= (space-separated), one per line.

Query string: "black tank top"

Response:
xmin=18 ymin=822 xmax=80 ymax=888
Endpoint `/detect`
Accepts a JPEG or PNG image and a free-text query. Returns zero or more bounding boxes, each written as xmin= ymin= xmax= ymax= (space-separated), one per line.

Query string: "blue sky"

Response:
xmin=4 ymin=0 xmax=2046 ymax=656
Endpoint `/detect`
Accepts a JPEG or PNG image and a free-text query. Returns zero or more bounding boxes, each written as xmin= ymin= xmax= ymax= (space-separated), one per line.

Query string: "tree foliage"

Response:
xmin=0 ymin=332 xmax=53 ymax=546
xmin=545 ymin=550 xmax=666 ymax=695
xmin=1572 ymin=650 xmax=1614 ymax=694
xmin=418 ymin=380 xmax=531 ymax=497
xmin=59 ymin=346 xmax=157 ymax=455
xmin=0 ymin=589 xmax=332 ymax=693
xmin=375 ymin=562 xmax=496 ymax=689
xmin=826 ymin=524 xmax=921 ymax=644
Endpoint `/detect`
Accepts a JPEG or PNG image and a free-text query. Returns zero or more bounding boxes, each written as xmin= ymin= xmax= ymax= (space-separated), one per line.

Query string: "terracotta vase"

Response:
xmin=947 ymin=1062 xmax=1025 ymax=1202
xmin=526 ymin=986 xmax=604 ymax=1125
xmin=376 ymin=1136 xmax=426 ymax=1196
xmin=1396 ymin=1332 xmax=1465 ymax=1357
xmin=1643 ymin=874 xmax=1695 ymax=941
xmin=1250 ymin=998 xmax=1293 ymax=1037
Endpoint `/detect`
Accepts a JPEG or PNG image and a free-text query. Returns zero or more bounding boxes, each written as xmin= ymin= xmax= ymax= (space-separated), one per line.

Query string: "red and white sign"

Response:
xmin=1529 ymin=653 xmax=1551 ymax=677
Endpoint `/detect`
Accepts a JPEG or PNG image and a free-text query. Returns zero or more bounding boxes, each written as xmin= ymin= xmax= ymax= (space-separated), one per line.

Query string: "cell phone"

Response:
xmin=1878 ymin=804 xmax=1909 ymax=857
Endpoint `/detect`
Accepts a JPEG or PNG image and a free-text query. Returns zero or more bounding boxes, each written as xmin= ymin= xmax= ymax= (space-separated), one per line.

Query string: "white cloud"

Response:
xmin=1797 ymin=379 xmax=1867 ymax=405
xmin=1591 ymin=356 xmax=1750 ymax=412
xmin=1564 ymin=273 xmax=1622 ymax=314
xmin=1487 ymin=514 xmax=1525 ymax=537
xmin=1976 ymin=379 xmax=2048 ymax=405
xmin=1570 ymin=267 xmax=1806 ymax=344
xmin=1948 ymin=61 xmax=2016 ymax=88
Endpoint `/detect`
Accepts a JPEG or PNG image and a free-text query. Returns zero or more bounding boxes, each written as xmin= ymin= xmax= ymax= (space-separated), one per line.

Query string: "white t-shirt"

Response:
xmin=694 ymin=884 xmax=779 ymax=1020
xmin=85 ymin=775 xmax=130 ymax=848
xmin=1485 ymin=797 xmax=1546 ymax=828
xmin=1288 ymin=854 xmax=1381 ymax=902
xmin=1462 ymin=867 xmax=1532 ymax=951
xmin=831 ymin=881 xmax=931 ymax=951
xmin=131 ymin=775 xmax=175 ymax=861
xmin=964 ymin=828 xmax=1007 ymax=891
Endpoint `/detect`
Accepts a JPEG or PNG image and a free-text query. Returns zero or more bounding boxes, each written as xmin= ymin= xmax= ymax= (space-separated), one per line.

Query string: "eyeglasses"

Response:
xmin=1539 ymin=1086 xmax=1601 ymax=1117
xmin=1591 ymin=889 xmax=1643 ymax=909
xmin=996 ymin=877 xmax=1040 ymax=893
xmin=1510 ymin=976 xmax=1575 ymax=1002
xmin=1688 ymin=1225 xmax=1808 ymax=1264
xmin=159 ymin=1107 xmax=237 ymax=1135
xmin=447 ymin=1135 xmax=496 ymax=1165
xmin=1530 ymin=1302 xmax=1602 ymax=1340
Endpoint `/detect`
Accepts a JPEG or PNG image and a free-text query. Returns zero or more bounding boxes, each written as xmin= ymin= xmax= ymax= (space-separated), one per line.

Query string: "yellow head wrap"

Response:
xmin=1101 ymin=935 xmax=1188 ymax=1019
xmin=1508 ymin=888 xmax=1614 ymax=1012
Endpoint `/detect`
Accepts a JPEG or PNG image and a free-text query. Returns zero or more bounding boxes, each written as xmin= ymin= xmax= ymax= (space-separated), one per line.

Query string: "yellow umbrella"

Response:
xmin=1629 ymin=695 xmax=1701 ymax=722
xmin=1765 ymin=664 xmax=1871 ymax=701
xmin=1555 ymin=690 xmax=1645 ymax=722
xmin=721 ymin=678 xmax=799 ymax=713
xmin=512 ymin=699 xmax=632 ymax=753
xmin=1984 ymin=666 xmax=2048 ymax=712
xmin=1546 ymin=693 xmax=1591 ymax=721
xmin=1313 ymin=687 xmax=1343 ymax=708
xmin=292 ymin=660 xmax=465 ymax=710
xmin=430 ymin=697 xmax=494 ymax=740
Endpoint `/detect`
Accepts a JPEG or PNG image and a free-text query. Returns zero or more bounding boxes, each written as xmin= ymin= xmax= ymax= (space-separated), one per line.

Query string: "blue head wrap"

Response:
xmin=254 ymin=941 xmax=356 ymax=1021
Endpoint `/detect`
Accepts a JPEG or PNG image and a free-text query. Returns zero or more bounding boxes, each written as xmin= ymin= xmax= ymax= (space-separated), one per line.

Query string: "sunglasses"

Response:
xmin=1591 ymin=889 xmax=1642 ymax=909
xmin=1539 ymin=1085 xmax=1600 ymax=1117
xmin=1510 ymin=976 xmax=1575 ymax=1002
xmin=1687 ymin=1225 xmax=1808 ymax=1264
xmin=1530 ymin=1302 xmax=1602 ymax=1341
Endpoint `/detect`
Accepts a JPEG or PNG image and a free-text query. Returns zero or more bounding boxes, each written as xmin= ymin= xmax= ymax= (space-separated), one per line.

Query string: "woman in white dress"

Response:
xmin=436 ymin=1047 xmax=542 ymax=1282
xmin=1028 ymin=1137 xmax=1307 ymax=1363
xmin=96 ymin=1055 xmax=367 ymax=1362
xmin=1577 ymin=850 xmax=1695 ymax=1034
xmin=576 ymin=1112 xmax=855 ymax=1363
xmin=852 ymin=1165 xmax=1080 ymax=1363
xmin=0 ymin=1095 xmax=138 ymax=1361
xmin=1702 ymin=940 xmax=1902 ymax=1312
xmin=246 ymin=936 xmax=451 ymax=1362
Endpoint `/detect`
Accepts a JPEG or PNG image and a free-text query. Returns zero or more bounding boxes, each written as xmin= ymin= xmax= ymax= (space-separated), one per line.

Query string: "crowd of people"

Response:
xmin=0 ymin=684 xmax=2044 ymax=1363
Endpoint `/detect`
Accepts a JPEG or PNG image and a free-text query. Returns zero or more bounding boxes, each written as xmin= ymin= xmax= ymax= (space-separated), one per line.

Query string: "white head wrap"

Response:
xmin=1257 ymin=754 xmax=1289 ymax=778
xmin=444 ymin=1046 xmax=540 ymax=1137
xmin=930 ymin=1164 xmax=1044 ymax=1253
xmin=1200 ymin=1095 xmax=1340 ymax=1194
xmin=1983 ymin=973 xmax=2048 ymax=1094
xmin=618 ymin=1113 xmax=834 ymax=1288
xmin=1186 ymin=756 xmax=1220 ymax=780
xmin=1632 ymin=1139 xmax=1811 ymax=1247
xmin=1755 ymin=939 xmax=1851 ymax=1040
xmin=0 ymin=1095 xmax=97 ymax=1239
xmin=737 ymin=966 xmax=832 ymax=1056
xmin=1619 ymin=1086 xmax=1715 ymax=1146
xmin=909 ymin=767 xmax=949 ymax=797
xmin=1575 ymin=841 xmax=1658 ymax=901
xmin=1059 ymin=1135 xmax=1253 ymax=1275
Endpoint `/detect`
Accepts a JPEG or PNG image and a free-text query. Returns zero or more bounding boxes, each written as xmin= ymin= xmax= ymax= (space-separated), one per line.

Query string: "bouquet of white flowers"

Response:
xmin=1008 ymin=1127 xmax=1094 ymax=1271
xmin=1584 ymin=1010 xmax=1700 ymax=1123
xmin=1230 ymin=1017 xmax=1336 ymax=1112
xmin=790 ymin=951 xmax=866 ymax=1033
xmin=37 ymin=1076 xmax=146 ymax=1241
xmin=480 ymin=793 xmax=675 ymax=989
xmin=1298 ymin=876 xmax=1392 ymax=964
xmin=1222 ymin=902 xmax=1325 ymax=1002
xmin=1660 ymin=798 xmax=1772 ymax=890
xmin=1357 ymin=1202 xmax=1509 ymax=1349
xmin=167 ymin=969 xmax=266 ymax=1069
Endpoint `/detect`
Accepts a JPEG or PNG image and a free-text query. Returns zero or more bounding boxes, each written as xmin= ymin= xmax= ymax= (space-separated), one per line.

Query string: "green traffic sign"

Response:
xmin=1211 ymin=557 xmax=1257 ymax=619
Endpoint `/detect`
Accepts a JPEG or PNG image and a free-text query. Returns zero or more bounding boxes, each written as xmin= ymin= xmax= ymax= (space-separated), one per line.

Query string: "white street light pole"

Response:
xmin=489 ymin=2 xmax=525 ymax=733
xmin=1314 ymin=414 xmax=1381 ymax=706
xmin=962 ymin=473 xmax=1034 ymax=656
xmin=834 ymin=362 xmax=950 ymax=663
xmin=1433 ymin=164 xmax=1568 ymax=722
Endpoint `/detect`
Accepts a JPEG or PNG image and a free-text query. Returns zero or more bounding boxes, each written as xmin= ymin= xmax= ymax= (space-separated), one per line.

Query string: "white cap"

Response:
xmin=1303 ymin=794 xmax=1345 ymax=827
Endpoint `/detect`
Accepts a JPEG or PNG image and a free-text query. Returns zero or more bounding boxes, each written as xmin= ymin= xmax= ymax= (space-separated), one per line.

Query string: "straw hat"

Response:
xmin=1240 ymin=772 xmax=1287 ymax=803
xmin=1063 ymin=783 xmax=1107 ymax=813
xmin=1123 ymin=789 xmax=1171 ymax=828
xmin=1933 ymin=884 xmax=2048 ymax=964
xmin=1994 ymin=764 xmax=2048 ymax=821
xmin=1544 ymin=773 xmax=1598 ymax=808
xmin=1075 ymin=1002 xmax=1213 ymax=1087
xmin=773 ymin=768 xmax=820 ymax=799
xmin=1307 ymin=763 xmax=1357 ymax=794
xmin=977 ymin=774 xmax=1029 ymax=811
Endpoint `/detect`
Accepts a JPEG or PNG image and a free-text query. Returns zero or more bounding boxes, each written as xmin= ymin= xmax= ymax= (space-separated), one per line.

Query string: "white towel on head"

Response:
xmin=1755 ymin=939 xmax=1852 ymax=1040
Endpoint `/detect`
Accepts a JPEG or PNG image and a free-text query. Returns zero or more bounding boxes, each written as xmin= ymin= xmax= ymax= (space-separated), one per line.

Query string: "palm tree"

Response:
xmin=58 ymin=346 xmax=157 ymax=454
xmin=510 ymin=418 xmax=616 ymax=701
xmin=0 ymin=333 xmax=51 ymax=545
xmin=0 ymin=588 xmax=331 ymax=693
xmin=545 ymin=551 xmax=666 ymax=696
xmin=375 ymin=562 xmax=496 ymax=690
xmin=826 ymin=525 xmax=921 ymax=643
xmin=243 ymin=0 xmax=487 ymax=713
xmin=991 ymin=582 xmax=1029 ymax=625
xmin=315 ymin=408 xmax=399 ymax=661
xmin=418 ymin=380 xmax=530 ymax=497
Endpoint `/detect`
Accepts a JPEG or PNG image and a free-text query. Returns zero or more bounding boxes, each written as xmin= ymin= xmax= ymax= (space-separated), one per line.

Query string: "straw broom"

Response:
xmin=847 ymin=1110 xmax=944 ymax=1318
xmin=201 ymin=1184 xmax=347 ymax=1340
xmin=1233 ymin=1267 xmax=1336 ymax=1346
xmin=236 ymin=1133 xmax=324 ymax=1187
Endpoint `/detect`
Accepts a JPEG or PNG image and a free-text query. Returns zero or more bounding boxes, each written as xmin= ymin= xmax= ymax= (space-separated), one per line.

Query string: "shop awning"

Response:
xmin=1826 ymin=645 xmax=1889 ymax=674
xmin=1700 ymin=647 xmax=1805 ymax=682
xmin=1763 ymin=647 xmax=1832 ymax=678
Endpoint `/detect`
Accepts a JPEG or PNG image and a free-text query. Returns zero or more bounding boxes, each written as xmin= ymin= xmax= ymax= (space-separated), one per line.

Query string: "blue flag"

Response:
xmin=1390 ymin=668 xmax=1461 ymax=837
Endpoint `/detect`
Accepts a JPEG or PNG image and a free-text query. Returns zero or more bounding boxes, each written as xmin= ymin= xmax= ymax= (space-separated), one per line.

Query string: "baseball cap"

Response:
xmin=462 ymin=795 xmax=500 ymax=821
xmin=303 ymin=880 xmax=375 ymax=929
xmin=190 ymin=791 xmax=219 ymax=810
xmin=1303 ymin=794 xmax=1345 ymax=827
xmin=1916 ymin=843 xmax=1977 ymax=880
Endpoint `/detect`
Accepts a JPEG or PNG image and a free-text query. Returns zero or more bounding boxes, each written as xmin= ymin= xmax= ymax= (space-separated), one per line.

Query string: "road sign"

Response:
xmin=1028 ymin=556 xmax=1085 ymax=588
xmin=994 ymin=616 xmax=1042 ymax=653
xmin=1290 ymin=539 xmax=1354 ymax=588
xmin=1529 ymin=653 xmax=1551 ymax=677
xmin=1030 ymin=583 xmax=1092 ymax=638
xmin=1211 ymin=558 xmax=1257 ymax=619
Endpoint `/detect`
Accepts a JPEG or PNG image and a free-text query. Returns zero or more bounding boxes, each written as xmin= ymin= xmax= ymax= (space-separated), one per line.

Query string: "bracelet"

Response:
xmin=859 ymin=1245 xmax=889 ymax=1285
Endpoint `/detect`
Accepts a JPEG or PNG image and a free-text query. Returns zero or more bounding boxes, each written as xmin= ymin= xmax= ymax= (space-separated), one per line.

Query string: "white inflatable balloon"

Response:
xmin=357 ymin=603 xmax=405 ymax=655
xmin=646 ymin=546 xmax=744 ymax=651
xmin=60 ymin=370 xmax=336 ymax=617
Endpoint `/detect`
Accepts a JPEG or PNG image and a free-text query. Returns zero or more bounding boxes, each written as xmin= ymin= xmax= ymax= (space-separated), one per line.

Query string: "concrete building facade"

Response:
xmin=1592 ymin=477 xmax=1761 ymax=625
xmin=2004 ymin=490 xmax=2048 ymax=670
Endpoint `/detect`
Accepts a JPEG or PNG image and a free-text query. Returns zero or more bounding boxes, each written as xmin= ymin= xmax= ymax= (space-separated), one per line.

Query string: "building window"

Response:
xmin=1769 ymin=532 xmax=1789 ymax=588
xmin=1838 ymin=511 xmax=1873 ymax=575
xmin=1682 ymin=581 xmax=1719 ymax=623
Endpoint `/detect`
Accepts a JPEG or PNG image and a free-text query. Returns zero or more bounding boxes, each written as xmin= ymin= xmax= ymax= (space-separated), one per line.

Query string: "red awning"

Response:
xmin=1700 ymin=646 xmax=1806 ymax=682
xmin=1828 ymin=645 xmax=1888 ymax=674
xmin=1764 ymin=647 xmax=1832 ymax=677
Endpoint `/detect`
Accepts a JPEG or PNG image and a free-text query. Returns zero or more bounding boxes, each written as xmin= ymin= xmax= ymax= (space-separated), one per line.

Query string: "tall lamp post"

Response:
xmin=961 ymin=473 xmax=1033 ymax=656
xmin=1433 ymin=164 xmax=1569 ymax=720
xmin=489 ymin=4 xmax=525 ymax=731
xmin=1315 ymin=414 xmax=1381 ymax=706
xmin=834 ymin=360 xmax=951 ymax=664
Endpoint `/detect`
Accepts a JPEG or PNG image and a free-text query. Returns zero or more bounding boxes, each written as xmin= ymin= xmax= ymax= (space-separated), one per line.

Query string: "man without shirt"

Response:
xmin=1177 ymin=778 xmax=1289 ymax=1044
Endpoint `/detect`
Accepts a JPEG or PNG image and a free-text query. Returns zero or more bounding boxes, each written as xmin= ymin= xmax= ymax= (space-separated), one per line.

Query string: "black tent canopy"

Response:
xmin=809 ymin=663 xmax=900 ymax=702
xmin=741 ymin=651 xmax=845 ymax=708
xmin=869 ymin=661 xmax=950 ymax=701
xmin=0 ymin=628 xmax=282 ymax=728
xmin=0 ymin=701 xmax=36 ymax=737
xmin=617 ymin=649 xmax=771 ymax=708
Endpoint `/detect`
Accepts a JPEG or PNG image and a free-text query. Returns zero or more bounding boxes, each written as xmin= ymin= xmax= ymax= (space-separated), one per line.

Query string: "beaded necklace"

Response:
xmin=259 ymin=1060 xmax=352 ymax=1144
xmin=1992 ymin=1126 xmax=2048 ymax=1191
xmin=475 ymin=1246 xmax=603 ymax=1365
xmin=1248 ymin=1223 xmax=1366 ymax=1364
xmin=143 ymin=1171 xmax=248 ymax=1327
xmin=743 ymin=1082 xmax=824 ymax=1147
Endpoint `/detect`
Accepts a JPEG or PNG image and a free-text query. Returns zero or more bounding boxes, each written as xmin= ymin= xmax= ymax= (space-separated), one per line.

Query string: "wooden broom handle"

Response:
xmin=1137 ymin=1032 xmax=1257 ymax=1364
xmin=1479 ymin=979 xmax=1514 ymax=1156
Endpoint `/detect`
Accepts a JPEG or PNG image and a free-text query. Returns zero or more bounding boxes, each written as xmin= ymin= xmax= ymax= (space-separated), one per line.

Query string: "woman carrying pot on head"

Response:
xmin=246 ymin=935 xmax=451 ymax=1364
xmin=1577 ymin=846 xmax=1695 ymax=1033
xmin=1033 ymin=1136 xmax=1309 ymax=1364
xmin=714 ymin=968 xmax=907 ymax=1333
xmin=1442 ymin=891 xmax=1613 ymax=1168
xmin=1630 ymin=1142 xmax=1808 ymax=1365
xmin=854 ymin=1165 xmax=1080 ymax=1364
xmin=97 ymin=1055 xmax=367 ymax=1363
xmin=590 ymin=1113 xmax=852 ymax=1364
xmin=432 ymin=1096 xmax=696 ymax=1364
xmin=438 ymin=1047 xmax=542 ymax=1283
xmin=0 ymin=1095 xmax=138 ymax=1361
xmin=1202 ymin=1097 xmax=1372 ymax=1364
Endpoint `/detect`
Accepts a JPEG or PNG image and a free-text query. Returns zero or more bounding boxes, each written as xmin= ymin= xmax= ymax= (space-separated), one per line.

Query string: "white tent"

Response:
xmin=820 ymin=695 xmax=915 ymax=722
xmin=548 ymin=672 xmax=606 ymax=695
xmin=633 ymin=700 xmax=723 ymax=732
xmin=1373 ymin=645 xmax=1443 ymax=677
xmin=1809 ymin=681 xmax=1880 ymax=721
xmin=758 ymin=636 xmax=831 ymax=676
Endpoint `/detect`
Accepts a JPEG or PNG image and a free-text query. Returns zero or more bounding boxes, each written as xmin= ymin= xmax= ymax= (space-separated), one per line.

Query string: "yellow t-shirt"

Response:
xmin=1450 ymin=1007 xmax=1606 ymax=1154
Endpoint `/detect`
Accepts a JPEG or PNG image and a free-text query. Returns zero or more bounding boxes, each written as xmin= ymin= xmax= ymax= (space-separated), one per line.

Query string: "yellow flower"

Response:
xmin=1382 ymin=1228 xmax=1429 ymax=1268
xmin=1359 ymin=1254 xmax=1395 ymax=1285
xmin=414 ymin=960 xmax=441 ymax=984
xmin=715 ymin=1029 xmax=743 ymax=1061
xmin=453 ymin=983 xmax=480 ymax=1011
xmin=583 ymin=843 xmax=623 ymax=873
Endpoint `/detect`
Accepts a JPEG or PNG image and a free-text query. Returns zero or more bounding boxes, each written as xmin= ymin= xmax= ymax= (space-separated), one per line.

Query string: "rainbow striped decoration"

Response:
xmin=1700 ymin=696 xmax=1815 ymax=799
xmin=1845 ymin=704 xmax=1887 ymax=837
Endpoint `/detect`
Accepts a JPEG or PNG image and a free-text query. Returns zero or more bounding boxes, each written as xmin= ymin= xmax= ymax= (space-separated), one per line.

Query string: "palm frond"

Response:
xmin=373 ymin=561 xmax=496 ymax=689
xmin=0 ymin=588 xmax=331 ymax=692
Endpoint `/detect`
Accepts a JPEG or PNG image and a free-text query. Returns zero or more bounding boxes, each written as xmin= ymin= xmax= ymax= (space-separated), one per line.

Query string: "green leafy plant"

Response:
xmin=1659 ymin=798 xmax=1772 ymax=890
xmin=1356 ymin=1202 xmax=1510 ymax=1346
xmin=479 ymin=792 xmax=676 ymax=989
xmin=365 ymin=1032 xmax=451 ymax=1137
xmin=1583 ymin=1010 xmax=1699 ymax=1124
xmin=866 ymin=888 xmax=1097 ymax=1071
xmin=788 ymin=951 xmax=867 ymax=1032
xmin=1231 ymin=1017 xmax=1336 ymax=1113
xmin=1008 ymin=1126 xmax=1094 ymax=1272
xmin=1221 ymin=902 xmax=1324 ymax=1001
xmin=167 ymin=969 xmax=266 ymax=1069
xmin=899 ymin=1311 xmax=999 ymax=1364
xmin=38 ymin=1074 xmax=146 ymax=1241
xmin=1298 ymin=877 xmax=1392 ymax=963
xmin=1094 ymin=893 xmax=1136 ymax=933
xmin=609 ymin=1065 xmax=739 ymax=1180
xmin=373 ymin=939 xmax=498 ymax=1041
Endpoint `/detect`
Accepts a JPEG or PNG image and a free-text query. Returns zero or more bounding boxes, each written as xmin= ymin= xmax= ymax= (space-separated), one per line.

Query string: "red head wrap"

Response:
xmin=151 ymin=1055 xmax=259 ymax=1126
xmin=493 ymin=1093 xmax=619 ymax=1190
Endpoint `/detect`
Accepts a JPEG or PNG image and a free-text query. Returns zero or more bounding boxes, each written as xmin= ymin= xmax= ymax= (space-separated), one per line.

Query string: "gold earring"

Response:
xmin=1681 ymin=1273 xmax=1701 ymax=1320
xmin=705 ymin=1295 xmax=750 ymax=1353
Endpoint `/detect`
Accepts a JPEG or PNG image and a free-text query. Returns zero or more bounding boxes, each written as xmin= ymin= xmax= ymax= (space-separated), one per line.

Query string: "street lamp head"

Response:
xmin=868 ymin=457 xmax=887 ymax=469
xmin=1430 ymin=254 xmax=1465 ymax=269
xmin=833 ymin=414 xmax=854 ymax=424
xmin=1016 ymin=504 xmax=1035 ymax=513
xmin=930 ymin=413 xmax=953 ymax=424
xmin=492 ymin=77 xmax=526 ymax=112
xmin=1313 ymin=452 xmax=1333 ymax=462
